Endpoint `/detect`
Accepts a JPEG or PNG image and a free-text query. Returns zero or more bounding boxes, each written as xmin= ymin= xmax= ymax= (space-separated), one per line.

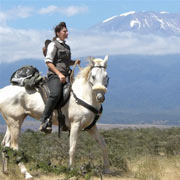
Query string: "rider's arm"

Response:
xmin=46 ymin=62 xmax=66 ymax=83
xmin=45 ymin=42 xmax=66 ymax=83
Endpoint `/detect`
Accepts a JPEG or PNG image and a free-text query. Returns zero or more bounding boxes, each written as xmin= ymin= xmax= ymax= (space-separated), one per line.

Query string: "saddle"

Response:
xmin=37 ymin=78 xmax=71 ymax=135
xmin=37 ymin=78 xmax=71 ymax=108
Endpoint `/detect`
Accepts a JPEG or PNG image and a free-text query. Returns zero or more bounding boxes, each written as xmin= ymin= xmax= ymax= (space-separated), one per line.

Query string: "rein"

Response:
xmin=71 ymin=89 xmax=103 ymax=130
xmin=70 ymin=60 xmax=81 ymax=84
xmin=69 ymin=61 xmax=104 ymax=130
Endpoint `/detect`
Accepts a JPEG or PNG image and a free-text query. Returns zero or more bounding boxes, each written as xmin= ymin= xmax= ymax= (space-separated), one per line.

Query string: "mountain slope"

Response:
xmin=92 ymin=11 xmax=180 ymax=36
xmin=1 ymin=55 xmax=180 ymax=125
xmin=103 ymin=54 xmax=180 ymax=125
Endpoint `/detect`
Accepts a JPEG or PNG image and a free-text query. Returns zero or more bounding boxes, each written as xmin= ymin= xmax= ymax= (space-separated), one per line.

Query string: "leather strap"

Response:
xmin=71 ymin=89 xmax=103 ymax=130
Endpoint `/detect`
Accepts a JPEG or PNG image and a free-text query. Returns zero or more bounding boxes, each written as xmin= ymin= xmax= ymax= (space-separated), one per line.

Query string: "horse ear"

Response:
xmin=87 ymin=56 xmax=95 ymax=66
xmin=104 ymin=55 xmax=108 ymax=67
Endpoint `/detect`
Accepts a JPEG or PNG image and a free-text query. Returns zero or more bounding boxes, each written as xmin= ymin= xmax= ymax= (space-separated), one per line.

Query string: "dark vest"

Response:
xmin=48 ymin=40 xmax=72 ymax=76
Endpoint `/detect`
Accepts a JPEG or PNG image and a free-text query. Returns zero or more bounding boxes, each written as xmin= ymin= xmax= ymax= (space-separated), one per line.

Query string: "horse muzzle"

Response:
xmin=92 ymin=85 xmax=107 ymax=103
xmin=96 ymin=92 xmax=105 ymax=103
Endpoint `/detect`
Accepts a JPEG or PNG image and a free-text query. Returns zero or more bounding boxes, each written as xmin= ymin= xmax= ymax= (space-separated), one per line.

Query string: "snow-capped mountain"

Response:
xmin=92 ymin=11 xmax=180 ymax=36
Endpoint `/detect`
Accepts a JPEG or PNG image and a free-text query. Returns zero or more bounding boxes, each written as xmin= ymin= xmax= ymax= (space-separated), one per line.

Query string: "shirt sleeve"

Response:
xmin=45 ymin=42 xmax=57 ymax=63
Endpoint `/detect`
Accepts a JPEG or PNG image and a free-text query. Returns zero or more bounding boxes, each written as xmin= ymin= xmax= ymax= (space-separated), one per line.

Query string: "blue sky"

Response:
xmin=0 ymin=0 xmax=180 ymax=63
xmin=1 ymin=0 xmax=180 ymax=30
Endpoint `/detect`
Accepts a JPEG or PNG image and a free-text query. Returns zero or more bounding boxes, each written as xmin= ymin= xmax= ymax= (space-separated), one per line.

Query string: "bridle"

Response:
xmin=70 ymin=61 xmax=108 ymax=130
xmin=89 ymin=65 xmax=109 ymax=90
xmin=91 ymin=66 xmax=106 ymax=69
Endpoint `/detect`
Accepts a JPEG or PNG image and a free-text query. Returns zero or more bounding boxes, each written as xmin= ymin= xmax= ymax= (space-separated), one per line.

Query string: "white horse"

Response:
xmin=0 ymin=55 xmax=110 ymax=179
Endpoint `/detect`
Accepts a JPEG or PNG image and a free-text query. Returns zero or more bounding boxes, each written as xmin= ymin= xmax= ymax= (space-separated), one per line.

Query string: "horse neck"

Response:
xmin=72 ymin=78 xmax=97 ymax=106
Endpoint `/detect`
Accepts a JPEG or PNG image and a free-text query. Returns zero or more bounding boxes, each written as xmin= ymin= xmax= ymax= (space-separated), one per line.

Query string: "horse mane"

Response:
xmin=75 ymin=64 xmax=91 ymax=82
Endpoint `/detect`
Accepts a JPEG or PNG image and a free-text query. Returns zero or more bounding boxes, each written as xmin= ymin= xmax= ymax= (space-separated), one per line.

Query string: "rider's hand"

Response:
xmin=58 ymin=74 xmax=66 ymax=83
xmin=76 ymin=59 xmax=81 ymax=65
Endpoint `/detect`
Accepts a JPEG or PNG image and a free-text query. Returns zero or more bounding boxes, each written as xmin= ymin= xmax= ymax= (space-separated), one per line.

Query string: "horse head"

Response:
xmin=88 ymin=55 xmax=109 ymax=103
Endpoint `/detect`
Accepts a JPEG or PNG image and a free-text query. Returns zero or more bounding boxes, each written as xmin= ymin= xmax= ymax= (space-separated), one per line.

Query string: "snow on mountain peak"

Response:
xmin=151 ymin=15 xmax=166 ymax=29
xmin=120 ymin=11 xmax=136 ymax=17
xmin=103 ymin=11 xmax=136 ymax=23
xmin=103 ymin=16 xmax=117 ymax=23
xmin=130 ymin=18 xmax=141 ymax=29
xmin=93 ymin=11 xmax=180 ymax=36
xmin=160 ymin=11 xmax=169 ymax=14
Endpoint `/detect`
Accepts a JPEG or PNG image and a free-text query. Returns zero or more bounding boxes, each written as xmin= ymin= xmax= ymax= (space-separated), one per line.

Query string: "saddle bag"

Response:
xmin=10 ymin=65 xmax=43 ymax=90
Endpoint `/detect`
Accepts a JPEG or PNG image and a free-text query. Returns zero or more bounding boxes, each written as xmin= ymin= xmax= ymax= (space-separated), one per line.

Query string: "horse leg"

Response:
xmin=1 ymin=126 xmax=11 ymax=174
xmin=68 ymin=122 xmax=80 ymax=168
xmin=88 ymin=125 xmax=111 ymax=174
xmin=8 ymin=118 xmax=33 ymax=180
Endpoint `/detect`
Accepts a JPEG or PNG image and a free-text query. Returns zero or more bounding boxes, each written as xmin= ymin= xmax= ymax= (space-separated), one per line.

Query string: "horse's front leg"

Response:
xmin=69 ymin=121 xmax=80 ymax=168
xmin=88 ymin=125 xmax=111 ymax=174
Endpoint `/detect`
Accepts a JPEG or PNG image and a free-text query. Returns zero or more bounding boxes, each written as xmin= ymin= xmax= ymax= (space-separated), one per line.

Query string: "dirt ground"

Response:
xmin=0 ymin=171 xmax=179 ymax=180
xmin=0 ymin=173 xmax=136 ymax=180
xmin=0 ymin=156 xmax=180 ymax=180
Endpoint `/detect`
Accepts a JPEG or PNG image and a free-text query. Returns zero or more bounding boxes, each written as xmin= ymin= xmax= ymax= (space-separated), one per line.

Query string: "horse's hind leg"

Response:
xmin=1 ymin=115 xmax=33 ymax=180
xmin=1 ymin=126 xmax=11 ymax=174
xmin=8 ymin=119 xmax=33 ymax=180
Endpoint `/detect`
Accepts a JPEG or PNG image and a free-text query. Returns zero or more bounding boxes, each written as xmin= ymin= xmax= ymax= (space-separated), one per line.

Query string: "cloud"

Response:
xmin=0 ymin=5 xmax=88 ymax=27
xmin=38 ymin=5 xmax=58 ymax=14
xmin=0 ymin=26 xmax=53 ymax=63
xmin=69 ymin=31 xmax=180 ymax=58
xmin=0 ymin=27 xmax=180 ymax=63
xmin=10 ymin=6 xmax=34 ymax=18
xmin=0 ymin=6 xmax=34 ymax=27
xmin=38 ymin=5 xmax=88 ymax=16
xmin=64 ymin=6 xmax=88 ymax=16
xmin=0 ymin=5 xmax=88 ymax=26
xmin=0 ymin=12 xmax=7 ymax=26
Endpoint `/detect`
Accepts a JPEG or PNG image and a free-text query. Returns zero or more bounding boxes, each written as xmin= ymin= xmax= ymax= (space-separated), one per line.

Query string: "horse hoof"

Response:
xmin=25 ymin=174 xmax=33 ymax=180
xmin=103 ymin=168 xmax=111 ymax=174
xmin=2 ymin=167 xmax=8 ymax=175
xmin=2 ymin=171 xmax=8 ymax=175
xmin=25 ymin=177 xmax=33 ymax=180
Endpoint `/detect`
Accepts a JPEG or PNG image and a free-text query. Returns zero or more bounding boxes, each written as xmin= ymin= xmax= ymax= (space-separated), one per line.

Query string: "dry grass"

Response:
xmin=0 ymin=156 xmax=180 ymax=180
xmin=130 ymin=155 xmax=180 ymax=180
xmin=1 ymin=127 xmax=180 ymax=180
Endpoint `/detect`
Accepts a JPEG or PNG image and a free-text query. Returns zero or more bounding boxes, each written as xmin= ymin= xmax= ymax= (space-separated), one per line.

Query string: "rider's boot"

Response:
xmin=39 ymin=96 xmax=57 ymax=134
xmin=39 ymin=116 xmax=52 ymax=134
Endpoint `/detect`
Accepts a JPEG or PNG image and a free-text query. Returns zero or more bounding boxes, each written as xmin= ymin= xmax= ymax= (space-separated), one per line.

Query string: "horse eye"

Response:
xmin=104 ymin=75 xmax=109 ymax=87
xmin=92 ymin=75 xmax=95 ymax=80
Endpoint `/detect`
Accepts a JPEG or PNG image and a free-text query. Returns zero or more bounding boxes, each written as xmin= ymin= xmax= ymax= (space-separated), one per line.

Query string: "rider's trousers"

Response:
xmin=41 ymin=74 xmax=63 ymax=123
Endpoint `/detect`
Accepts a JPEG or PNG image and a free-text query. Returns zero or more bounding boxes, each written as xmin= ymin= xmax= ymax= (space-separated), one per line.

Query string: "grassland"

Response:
xmin=0 ymin=127 xmax=180 ymax=180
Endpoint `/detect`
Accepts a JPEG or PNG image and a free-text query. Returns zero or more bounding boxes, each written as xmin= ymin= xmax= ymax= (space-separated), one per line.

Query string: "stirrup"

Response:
xmin=39 ymin=119 xmax=52 ymax=134
xmin=39 ymin=124 xmax=52 ymax=134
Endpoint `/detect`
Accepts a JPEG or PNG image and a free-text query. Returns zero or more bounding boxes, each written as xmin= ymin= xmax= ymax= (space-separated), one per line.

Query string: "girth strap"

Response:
xmin=71 ymin=89 xmax=103 ymax=130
